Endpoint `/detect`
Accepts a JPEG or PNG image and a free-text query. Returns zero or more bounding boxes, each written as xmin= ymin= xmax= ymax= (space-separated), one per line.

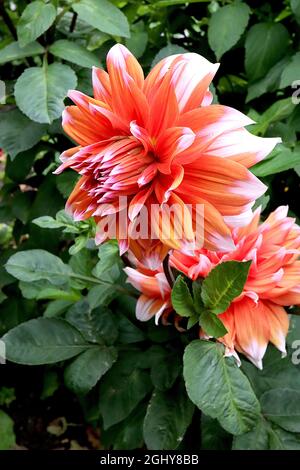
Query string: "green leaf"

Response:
xmin=0 ymin=298 xmax=36 ymax=337
xmin=19 ymin=280 xmax=79 ymax=302
xmin=260 ymin=388 xmax=300 ymax=432
xmin=251 ymin=146 xmax=300 ymax=177
xmin=56 ymin=209 xmax=80 ymax=232
xmin=44 ymin=299 xmax=73 ymax=318
xmin=246 ymin=57 xmax=290 ymax=102
xmin=15 ymin=63 xmax=77 ymax=124
xmin=70 ymin=245 xmax=95 ymax=277
xmin=93 ymin=241 xmax=120 ymax=278
xmin=268 ymin=425 xmax=300 ymax=450
xmin=232 ymin=418 xmax=269 ymax=450
xmin=110 ymin=405 xmax=146 ymax=450
xmin=201 ymin=414 xmax=231 ymax=450
xmin=116 ymin=314 xmax=146 ymax=344
xmin=6 ymin=148 xmax=36 ymax=182
xmin=261 ymin=98 xmax=296 ymax=124
xmin=234 ymin=416 xmax=300 ymax=450
xmin=242 ymin=346 xmax=300 ymax=398
xmin=41 ymin=370 xmax=60 ymax=400
xmin=280 ymin=52 xmax=300 ymax=88
xmin=87 ymin=284 xmax=116 ymax=309
xmin=183 ymin=341 xmax=261 ymax=435
xmin=143 ymin=383 xmax=194 ymax=450
xmin=49 ymin=40 xmax=101 ymax=68
xmin=125 ymin=21 xmax=148 ymax=58
xmin=0 ymin=290 xmax=7 ymax=304
xmin=254 ymin=195 xmax=269 ymax=212
xmin=99 ymin=364 xmax=152 ymax=429
xmin=64 ymin=346 xmax=117 ymax=395
xmin=56 ymin=171 xmax=79 ymax=198
xmin=32 ymin=216 xmax=64 ymax=229
xmin=287 ymin=314 xmax=300 ymax=347
xmin=201 ymin=261 xmax=251 ymax=314
xmin=154 ymin=0 xmax=211 ymax=5
xmin=69 ymin=235 xmax=88 ymax=255
xmin=0 ymin=41 xmax=44 ymax=64
xmin=171 ymin=276 xmax=195 ymax=317
xmin=208 ymin=2 xmax=250 ymax=60
xmin=73 ymin=0 xmax=130 ymax=38
xmin=0 ymin=410 xmax=16 ymax=450
xmin=11 ymin=191 xmax=32 ymax=224
xmin=291 ymin=0 xmax=300 ymax=24
xmin=152 ymin=44 xmax=188 ymax=67
xmin=150 ymin=352 xmax=181 ymax=391
xmin=92 ymin=256 xmax=120 ymax=286
xmin=192 ymin=281 xmax=204 ymax=314
xmin=200 ymin=311 xmax=228 ymax=338
xmin=0 ymin=388 xmax=15 ymax=407
xmin=17 ymin=1 xmax=56 ymax=47
xmin=5 ymin=249 xmax=72 ymax=286
xmin=66 ymin=301 xmax=118 ymax=345
xmin=187 ymin=315 xmax=199 ymax=329
xmin=245 ymin=23 xmax=289 ymax=82
xmin=28 ymin=175 xmax=64 ymax=222
xmin=0 ymin=109 xmax=47 ymax=159
xmin=250 ymin=99 xmax=296 ymax=136
xmin=37 ymin=288 xmax=79 ymax=302
xmin=2 ymin=318 xmax=91 ymax=365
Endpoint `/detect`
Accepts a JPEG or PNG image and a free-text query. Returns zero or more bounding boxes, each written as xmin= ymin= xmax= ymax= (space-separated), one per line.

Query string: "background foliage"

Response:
xmin=0 ymin=0 xmax=300 ymax=450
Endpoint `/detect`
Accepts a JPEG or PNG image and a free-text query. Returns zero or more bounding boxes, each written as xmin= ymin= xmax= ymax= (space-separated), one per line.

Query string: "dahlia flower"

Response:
xmin=125 ymin=206 xmax=300 ymax=369
xmin=55 ymin=43 xmax=279 ymax=258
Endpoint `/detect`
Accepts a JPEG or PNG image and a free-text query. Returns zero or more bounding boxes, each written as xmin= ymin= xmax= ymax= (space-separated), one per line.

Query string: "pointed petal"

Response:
xmin=106 ymin=44 xmax=148 ymax=125
xmin=147 ymin=71 xmax=179 ymax=137
xmin=136 ymin=295 xmax=169 ymax=322
xmin=107 ymin=44 xmax=144 ymax=88
xmin=264 ymin=301 xmax=289 ymax=355
xmin=234 ymin=298 xmax=270 ymax=369
xmin=125 ymin=267 xmax=162 ymax=297
xmin=180 ymin=156 xmax=267 ymax=216
xmin=92 ymin=66 xmax=112 ymax=105
xmin=129 ymin=239 xmax=170 ymax=270
xmin=145 ymin=53 xmax=219 ymax=113
xmin=65 ymin=175 xmax=96 ymax=220
xmin=128 ymin=186 xmax=153 ymax=220
xmin=62 ymin=106 xmax=111 ymax=146
xmin=178 ymin=105 xmax=254 ymax=136
xmin=204 ymin=127 xmax=281 ymax=168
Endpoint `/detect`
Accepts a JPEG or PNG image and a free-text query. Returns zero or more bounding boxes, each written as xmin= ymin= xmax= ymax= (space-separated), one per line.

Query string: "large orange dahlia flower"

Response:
xmin=125 ymin=206 xmax=300 ymax=368
xmin=55 ymin=44 xmax=279 ymax=256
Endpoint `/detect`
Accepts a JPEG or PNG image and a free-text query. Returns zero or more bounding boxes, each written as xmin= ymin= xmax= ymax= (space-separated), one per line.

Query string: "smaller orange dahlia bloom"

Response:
xmin=55 ymin=43 xmax=279 ymax=258
xmin=125 ymin=206 xmax=300 ymax=368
